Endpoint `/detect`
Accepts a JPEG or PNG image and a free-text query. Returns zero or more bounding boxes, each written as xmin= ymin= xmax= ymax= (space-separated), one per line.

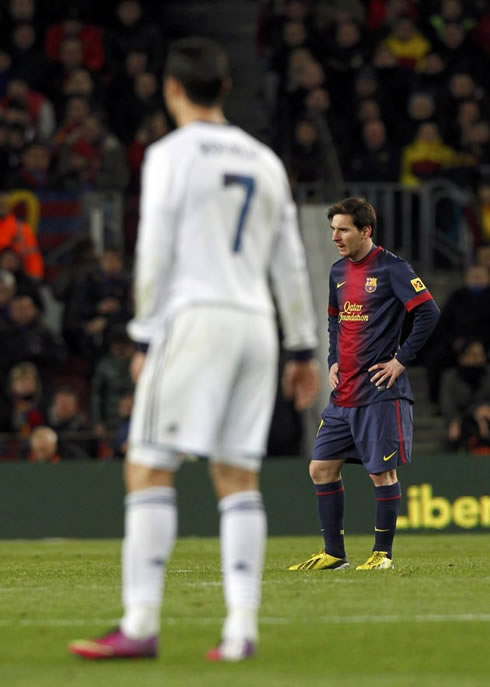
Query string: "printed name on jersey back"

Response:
xmin=200 ymin=141 xmax=257 ymax=158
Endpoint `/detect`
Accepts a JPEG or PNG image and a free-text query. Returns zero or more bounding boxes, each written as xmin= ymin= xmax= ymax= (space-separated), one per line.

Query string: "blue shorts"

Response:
xmin=312 ymin=399 xmax=413 ymax=474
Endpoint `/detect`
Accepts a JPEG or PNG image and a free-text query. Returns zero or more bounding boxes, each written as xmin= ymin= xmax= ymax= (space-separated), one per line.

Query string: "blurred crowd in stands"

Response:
xmin=0 ymin=0 xmax=170 ymax=194
xmin=0 ymin=0 xmax=170 ymax=461
xmin=0 ymin=0 xmax=489 ymax=460
xmin=425 ymin=253 xmax=490 ymax=453
xmin=258 ymin=0 xmax=490 ymax=249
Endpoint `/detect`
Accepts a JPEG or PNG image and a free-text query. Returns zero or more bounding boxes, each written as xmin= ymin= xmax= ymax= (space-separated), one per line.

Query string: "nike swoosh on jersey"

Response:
xmin=383 ymin=451 xmax=397 ymax=462
xmin=337 ymin=281 xmax=346 ymax=288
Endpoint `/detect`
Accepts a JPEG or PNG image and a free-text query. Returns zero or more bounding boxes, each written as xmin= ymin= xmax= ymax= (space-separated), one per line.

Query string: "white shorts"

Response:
xmin=128 ymin=305 xmax=278 ymax=472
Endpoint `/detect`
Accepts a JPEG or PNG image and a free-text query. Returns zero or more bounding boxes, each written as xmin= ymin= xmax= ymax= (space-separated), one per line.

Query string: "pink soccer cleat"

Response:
xmin=206 ymin=639 xmax=256 ymax=662
xmin=69 ymin=628 xmax=158 ymax=659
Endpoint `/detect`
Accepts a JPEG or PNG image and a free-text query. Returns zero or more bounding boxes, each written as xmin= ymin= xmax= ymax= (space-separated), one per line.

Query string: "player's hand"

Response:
xmin=474 ymin=404 xmax=490 ymax=438
xmin=328 ymin=362 xmax=339 ymax=389
xmin=368 ymin=357 xmax=405 ymax=389
xmin=85 ymin=316 xmax=107 ymax=334
xmin=130 ymin=351 xmax=147 ymax=382
xmin=97 ymin=297 xmax=121 ymax=313
xmin=448 ymin=418 xmax=462 ymax=441
xmin=95 ymin=422 xmax=106 ymax=438
xmin=282 ymin=359 xmax=321 ymax=411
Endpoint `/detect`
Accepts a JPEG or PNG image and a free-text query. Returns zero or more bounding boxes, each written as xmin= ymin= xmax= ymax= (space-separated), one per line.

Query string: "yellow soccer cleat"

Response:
xmin=356 ymin=551 xmax=394 ymax=570
xmin=288 ymin=551 xmax=349 ymax=571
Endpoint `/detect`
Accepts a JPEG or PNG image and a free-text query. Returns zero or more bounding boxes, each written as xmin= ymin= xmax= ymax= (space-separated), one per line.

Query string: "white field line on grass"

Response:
xmin=0 ymin=581 xmax=223 ymax=593
xmin=0 ymin=614 xmax=489 ymax=628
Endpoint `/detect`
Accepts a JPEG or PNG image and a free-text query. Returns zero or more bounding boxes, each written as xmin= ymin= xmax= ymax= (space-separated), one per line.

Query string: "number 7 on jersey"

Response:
xmin=223 ymin=173 xmax=256 ymax=253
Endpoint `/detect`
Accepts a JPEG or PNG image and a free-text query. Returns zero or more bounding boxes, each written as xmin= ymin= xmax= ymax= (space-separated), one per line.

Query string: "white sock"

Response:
xmin=121 ymin=486 xmax=177 ymax=640
xmin=219 ymin=490 xmax=266 ymax=643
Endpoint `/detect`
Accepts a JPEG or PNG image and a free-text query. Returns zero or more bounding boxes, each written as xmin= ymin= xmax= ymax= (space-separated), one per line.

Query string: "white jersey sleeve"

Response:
xmin=269 ymin=170 xmax=318 ymax=352
xmin=127 ymin=144 xmax=176 ymax=343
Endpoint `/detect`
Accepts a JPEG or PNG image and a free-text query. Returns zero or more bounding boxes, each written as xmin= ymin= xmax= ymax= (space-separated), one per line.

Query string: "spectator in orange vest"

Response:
xmin=0 ymin=191 xmax=44 ymax=280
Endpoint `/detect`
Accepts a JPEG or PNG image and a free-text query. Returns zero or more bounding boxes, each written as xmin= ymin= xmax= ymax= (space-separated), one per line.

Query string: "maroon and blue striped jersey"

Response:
xmin=328 ymin=245 xmax=434 ymax=407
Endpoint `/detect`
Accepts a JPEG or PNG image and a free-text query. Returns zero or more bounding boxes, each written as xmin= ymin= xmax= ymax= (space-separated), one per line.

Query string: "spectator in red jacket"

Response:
xmin=52 ymin=95 xmax=91 ymax=148
xmin=44 ymin=6 xmax=104 ymax=72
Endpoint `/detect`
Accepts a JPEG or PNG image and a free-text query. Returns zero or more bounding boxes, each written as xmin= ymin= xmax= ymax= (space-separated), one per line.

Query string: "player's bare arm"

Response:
xmin=130 ymin=351 xmax=147 ymax=383
xmin=282 ymin=359 xmax=321 ymax=410
xmin=328 ymin=362 xmax=339 ymax=389
xmin=368 ymin=357 xmax=406 ymax=389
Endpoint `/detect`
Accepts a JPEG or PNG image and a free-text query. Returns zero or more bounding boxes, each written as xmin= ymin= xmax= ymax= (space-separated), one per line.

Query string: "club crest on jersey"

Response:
xmin=364 ymin=277 xmax=377 ymax=293
xmin=410 ymin=277 xmax=426 ymax=292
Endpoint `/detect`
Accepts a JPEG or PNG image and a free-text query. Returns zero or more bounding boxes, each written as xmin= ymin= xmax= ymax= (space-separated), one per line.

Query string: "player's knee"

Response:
xmin=309 ymin=460 xmax=341 ymax=484
xmin=209 ymin=462 xmax=258 ymax=499
xmin=368 ymin=469 xmax=398 ymax=486
xmin=125 ymin=461 xmax=174 ymax=492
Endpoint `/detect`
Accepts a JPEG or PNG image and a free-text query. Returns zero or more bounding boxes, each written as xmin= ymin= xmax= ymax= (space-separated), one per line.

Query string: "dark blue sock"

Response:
xmin=314 ymin=480 xmax=345 ymax=558
xmin=373 ymin=482 xmax=401 ymax=558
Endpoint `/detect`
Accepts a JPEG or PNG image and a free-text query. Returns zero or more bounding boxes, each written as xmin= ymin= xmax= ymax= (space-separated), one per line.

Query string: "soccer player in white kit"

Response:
xmin=69 ymin=37 xmax=320 ymax=662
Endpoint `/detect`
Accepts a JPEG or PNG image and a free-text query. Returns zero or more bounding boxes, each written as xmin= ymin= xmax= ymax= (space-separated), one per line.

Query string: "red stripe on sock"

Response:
xmin=316 ymin=487 xmax=345 ymax=496
xmin=376 ymin=495 xmax=401 ymax=501
xmin=394 ymin=400 xmax=407 ymax=464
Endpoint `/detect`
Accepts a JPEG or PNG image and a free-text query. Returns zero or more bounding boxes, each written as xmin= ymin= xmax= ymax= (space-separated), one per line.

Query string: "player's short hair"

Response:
xmin=164 ymin=37 xmax=230 ymax=107
xmin=327 ymin=197 xmax=377 ymax=235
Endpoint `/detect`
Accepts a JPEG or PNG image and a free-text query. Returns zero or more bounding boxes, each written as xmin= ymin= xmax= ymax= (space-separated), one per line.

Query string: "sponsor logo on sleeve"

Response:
xmin=410 ymin=277 xmax=426 ymax=292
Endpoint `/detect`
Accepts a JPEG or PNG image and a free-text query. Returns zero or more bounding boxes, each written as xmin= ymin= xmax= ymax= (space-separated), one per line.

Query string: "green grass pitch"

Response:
xmin=1 ymin=534 xmax=489 ymax=687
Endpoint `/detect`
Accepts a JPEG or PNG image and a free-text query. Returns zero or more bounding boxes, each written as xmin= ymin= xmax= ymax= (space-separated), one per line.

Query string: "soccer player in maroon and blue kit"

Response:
xmin=289 ymin=197 xmax=440 ymax=571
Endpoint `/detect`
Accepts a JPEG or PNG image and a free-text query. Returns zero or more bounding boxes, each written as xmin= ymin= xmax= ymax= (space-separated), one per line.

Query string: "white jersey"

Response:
xmin=128 ymin=121 xmax=317 ymax=353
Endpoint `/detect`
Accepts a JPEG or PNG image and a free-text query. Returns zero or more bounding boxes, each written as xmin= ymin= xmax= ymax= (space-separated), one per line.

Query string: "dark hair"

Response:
xmin=327 ymin=197 xmax=377 ymax=234
xmin=164 ymin=37 xmax=230 ymax=107
xmin=86 ymin=110 xmax=108 ymax=128
xmin=54 ymin=384 xmax=80 ymax=401
xmin=108 ymin=323 xmax=131 ymax=346
xmin=454 ymin=337 xmax=485 ymax=358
